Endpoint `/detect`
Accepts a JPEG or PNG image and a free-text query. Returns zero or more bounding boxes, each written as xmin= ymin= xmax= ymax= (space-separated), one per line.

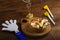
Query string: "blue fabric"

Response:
xmin=15 ymin=32 xmax=27 ymax=40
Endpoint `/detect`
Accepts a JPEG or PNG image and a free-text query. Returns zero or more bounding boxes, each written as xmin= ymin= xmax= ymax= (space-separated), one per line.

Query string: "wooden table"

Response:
xmin=0 ymin=0 xmax=60 ymax=40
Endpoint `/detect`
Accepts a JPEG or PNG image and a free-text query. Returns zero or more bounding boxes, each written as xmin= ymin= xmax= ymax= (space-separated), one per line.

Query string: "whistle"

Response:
xmin=44 ymin=12 xmax=55 ymax=25
xmin=44 ymin=5 xmax=54 ymax=18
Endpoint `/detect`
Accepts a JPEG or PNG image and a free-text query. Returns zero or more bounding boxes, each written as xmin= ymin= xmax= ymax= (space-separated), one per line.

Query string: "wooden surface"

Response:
xmin=0 ymin=0 xmax=60 ymax=40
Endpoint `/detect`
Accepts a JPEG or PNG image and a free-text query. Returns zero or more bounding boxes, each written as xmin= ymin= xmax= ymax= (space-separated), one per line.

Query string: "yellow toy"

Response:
xmin=44 ymin=5 xmax=54 ymax=18
xmin=44 ymin=12 xmax=55 ymax=25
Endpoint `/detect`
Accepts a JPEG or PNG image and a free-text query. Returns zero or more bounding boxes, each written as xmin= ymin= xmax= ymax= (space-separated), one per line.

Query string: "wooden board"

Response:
xmin=0 ymin=0 xmax=60 ymax=40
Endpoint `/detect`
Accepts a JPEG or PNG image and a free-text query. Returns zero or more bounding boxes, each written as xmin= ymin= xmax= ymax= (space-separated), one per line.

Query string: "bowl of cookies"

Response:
xmin=21 ymin=17 xmax=51 ymax=37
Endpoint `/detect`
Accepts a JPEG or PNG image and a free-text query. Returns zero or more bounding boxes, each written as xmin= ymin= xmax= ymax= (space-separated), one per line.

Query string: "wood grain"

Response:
xmin=0 ymin=0 xmax=60 ymax=40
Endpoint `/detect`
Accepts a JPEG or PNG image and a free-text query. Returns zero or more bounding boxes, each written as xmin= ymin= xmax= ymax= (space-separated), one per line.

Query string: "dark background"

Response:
xmin=0 ymin=0 xmax=60 ymax=40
